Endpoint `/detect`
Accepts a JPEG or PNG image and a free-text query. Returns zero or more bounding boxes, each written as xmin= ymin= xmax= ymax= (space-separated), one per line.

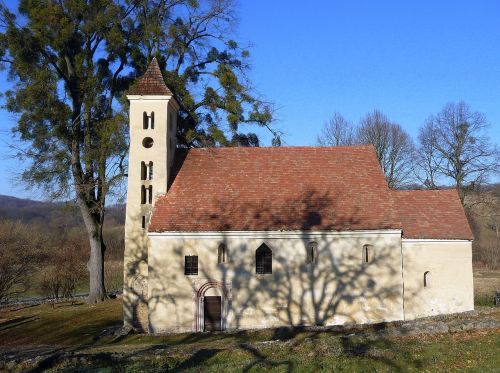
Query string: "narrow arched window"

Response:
xmin=306 ymin=241 xmax=317 ymax=263
xmin=363 ymin=244 xmax=372 ymax=264
xmin=141 ymin=185 xmax=146 ymax=204
xmin=148 ymin=185 xmax=153 ymax=204
xmin=217 ymin=244 xmax=227 ymax=264
xmin=424 ymin=271 xmax=431 ymax=288
xmin=256 ymin=243 xmax=272 ymax=274
xmin=141 ymin=216 xmax=146 ymax=229
xmin=150 ymin=111 xmax=155 ymax=129
xmin=143 ymin=111 xmax=148 ymax=129
xmin=148 ymin=161 xmax=153 ymax=180
xmin=141 ymin=161 xmax=147 ymax=180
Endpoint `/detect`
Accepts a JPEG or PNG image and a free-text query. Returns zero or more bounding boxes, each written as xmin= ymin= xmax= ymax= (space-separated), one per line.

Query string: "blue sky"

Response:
xmin=1 ymin=0 xmax=500 ymax=199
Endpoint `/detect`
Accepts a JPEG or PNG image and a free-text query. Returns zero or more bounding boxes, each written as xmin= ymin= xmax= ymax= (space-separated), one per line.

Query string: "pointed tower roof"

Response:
xmin=129 ymin=57 xmax=173 ymax=96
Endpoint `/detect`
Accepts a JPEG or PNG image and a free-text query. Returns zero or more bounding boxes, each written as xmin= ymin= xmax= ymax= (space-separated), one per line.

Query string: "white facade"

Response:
xmin=402 ymin=239 xmax=474 ymax=320
xmin=143 ymin=231 xmax=473 ymax=333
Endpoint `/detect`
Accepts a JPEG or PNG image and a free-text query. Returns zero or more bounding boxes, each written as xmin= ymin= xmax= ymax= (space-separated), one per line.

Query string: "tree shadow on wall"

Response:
xmin=127 ymin=187 xmax=423 ymax=371
xmin=122 ymin=235 xmax=149 ymax=333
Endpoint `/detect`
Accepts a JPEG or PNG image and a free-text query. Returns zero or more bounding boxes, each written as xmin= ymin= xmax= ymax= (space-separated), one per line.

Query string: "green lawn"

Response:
xmin=1 ymin=300 xmax=499 ymax=372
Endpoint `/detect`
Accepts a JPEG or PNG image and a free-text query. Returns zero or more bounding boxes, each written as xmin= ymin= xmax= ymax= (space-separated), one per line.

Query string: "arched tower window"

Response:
xmin=306 ymin=241 xmax=317 ymax=263
xmin=217 ymin=244 xmax=227 ymax=264
xmin=424 ymin=271 xmax=431 ymax=288
xmin=140 ymin=161 xmax=147 ymax=180
xmin=363 ymin=244 xmax=372 ymax=264
xmin=148 ymin=161 xmax=153 ymax=180
xmin=256 ymin=243 xmax=272 ymax=274
xmin=141 ymin=185 xmax=146 ymax=204
xmin=142 ymin=111 xmax=155 ymax=129
xmin=148 ymin=185 xmax=153 ymax=204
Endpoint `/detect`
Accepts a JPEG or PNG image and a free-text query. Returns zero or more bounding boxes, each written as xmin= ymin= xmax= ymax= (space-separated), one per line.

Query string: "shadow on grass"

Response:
xmin=25 ymin=350 xmax=126 ymax=373
xmin=14 ymin=321 xmax=435 ymax=372
xmin=171 ymin=348 xmax=224 ymax=371
xmin=239 ymin=343 xmax=294 ymax=372
xmin=2 ymin=304 xmax=39 ymax=312
xmin=0 ymin=297 xmax=433 ymax=372
xmin=0 ymin=316 xmax=38 ymax=331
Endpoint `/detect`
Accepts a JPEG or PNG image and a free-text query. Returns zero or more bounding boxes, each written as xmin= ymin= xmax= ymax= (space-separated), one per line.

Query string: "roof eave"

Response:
xmin=127 ymin=94 xmax=179 ymax=108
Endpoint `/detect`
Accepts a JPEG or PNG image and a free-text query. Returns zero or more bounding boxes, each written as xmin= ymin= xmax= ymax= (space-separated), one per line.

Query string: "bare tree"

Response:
xmin=317 ymin=113 xmax=355 ymax=146
xmin=0 ymin=220 xmax=44 ymax=303
xmin=356 ymin=110 xmax=415 ymax=188
xmin=467 ymin=190 xmax=500 ymax=269
xmin=414 ymin=121 xmax=442 ymax=189
xmin=419 ymin=102 xmax=500 ymax=202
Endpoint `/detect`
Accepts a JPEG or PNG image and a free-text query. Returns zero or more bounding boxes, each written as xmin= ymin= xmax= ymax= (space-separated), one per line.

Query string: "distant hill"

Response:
xmin=0 ymin=195 xmax=125 ymax=228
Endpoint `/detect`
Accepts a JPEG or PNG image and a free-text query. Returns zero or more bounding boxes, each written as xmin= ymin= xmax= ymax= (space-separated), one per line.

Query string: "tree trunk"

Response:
xmin=457 ymin=184 xmax=466 ymax=204
xmin=69 ymin=92 xmax=108 ymax=303
xmin=76 ymin=196 xmax=108 ymax=303
xmin=87 ymin=226 xmax=107 ymax=303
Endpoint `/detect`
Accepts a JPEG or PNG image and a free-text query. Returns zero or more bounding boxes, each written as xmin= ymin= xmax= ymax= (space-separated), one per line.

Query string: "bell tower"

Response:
xmin=123 ymin=58 xmax=178 ymax=331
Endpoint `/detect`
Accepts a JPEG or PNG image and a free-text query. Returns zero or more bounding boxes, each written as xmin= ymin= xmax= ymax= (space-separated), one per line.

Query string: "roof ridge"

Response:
xmin=393 ymin=188 xmax=457 ymax=193
xmin=184 ymin=144 xmax=375 ymax=151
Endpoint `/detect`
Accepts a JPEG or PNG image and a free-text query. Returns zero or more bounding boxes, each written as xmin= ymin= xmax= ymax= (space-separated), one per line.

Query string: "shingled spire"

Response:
xmin=129 ymin=57 xmax=173 ymax=96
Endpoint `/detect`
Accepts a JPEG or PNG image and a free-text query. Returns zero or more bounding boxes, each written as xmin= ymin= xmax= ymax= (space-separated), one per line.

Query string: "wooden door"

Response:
xmin=204 ymin=296 xmax=222 ymax=331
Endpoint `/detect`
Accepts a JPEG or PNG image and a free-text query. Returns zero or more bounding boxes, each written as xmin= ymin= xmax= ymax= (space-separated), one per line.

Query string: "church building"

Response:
xmin=123 ymin=59 xmax=474 ymax=333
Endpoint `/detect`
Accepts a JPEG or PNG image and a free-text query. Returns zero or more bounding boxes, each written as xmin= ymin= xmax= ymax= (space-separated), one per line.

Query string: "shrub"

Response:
xmin=40 ymin=245 xmax=86 ymax=299
xmin=104 ymin=260 xmax=123 ymax=293
xmin=0 ymin=220 xmax=45 ymax=303
xmin=474 ymin=294 xmax=495 ymax=307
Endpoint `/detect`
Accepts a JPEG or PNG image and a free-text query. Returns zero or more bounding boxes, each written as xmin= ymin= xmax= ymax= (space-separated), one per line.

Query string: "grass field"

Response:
xmin=474 ymin=269 xmax=500 ymax=306
xmin=474 ymin=269 xmax=500 ymax=295
xmin=1 ymin=299 xmax=499 ymax=372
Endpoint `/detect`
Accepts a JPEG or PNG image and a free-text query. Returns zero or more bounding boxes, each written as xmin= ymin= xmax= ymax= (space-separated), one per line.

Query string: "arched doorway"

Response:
xmin=194 ymin=280 xmax=231 ymax=332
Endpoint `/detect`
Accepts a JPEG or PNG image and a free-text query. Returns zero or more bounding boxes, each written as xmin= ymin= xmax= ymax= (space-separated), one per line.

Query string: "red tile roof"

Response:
xmin=393 ymin=189 xmax=473 ymax=240
xmin=149 ymin=146 xmax=402 ymax=232
xmin=129 ymin=58 xmax=173 ymax=96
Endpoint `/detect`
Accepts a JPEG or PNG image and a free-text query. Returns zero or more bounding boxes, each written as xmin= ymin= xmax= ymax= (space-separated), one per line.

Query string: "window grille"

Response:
xmin=185 ymin=256 xmax=198 ymax=275
xmin=256 ymin=244 xmax=272 ymax=274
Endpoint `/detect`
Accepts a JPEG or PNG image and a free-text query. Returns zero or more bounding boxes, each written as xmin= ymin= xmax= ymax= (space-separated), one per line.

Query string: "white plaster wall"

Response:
xmin=147 ymin=230 xmax=404 ymax=333
xmin=402 ymin=240 xmax=474 ymax=320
